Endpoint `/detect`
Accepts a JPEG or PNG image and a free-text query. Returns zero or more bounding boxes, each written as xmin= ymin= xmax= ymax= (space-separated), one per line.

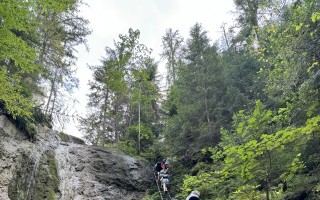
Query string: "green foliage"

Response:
xmin=81 ymin=29 xmax=160 ymax=153
xmin=2 ymin=112 xmax=37 ymax=141
xmin=311 ymin=12 xmax=320 ymax=22
xmin=0 ymin=1 xmax=37 ymax=118
xmin=161 ymin=28 xmax=184 ymax=86
xmin=80 ymin=28 xmax=142 ymax=144
xmin=229 ymin=184 xmax=264 ymax=200
xmin=159 ymin=1 xmax=320 ymax=199
xmin=0 ymin=0 xmax=39 ymax=118
xmin=0 ymin=69 xmax=33 ymax=118
xmin=0 ymin=0 xmax=89 ymax=127
xmin=214 ymin=102 xmax=320 ymax=198
xmin=177 ymin=101 xmax=320 ymax=199
xmin=105 ymin=140 xmax=138 ymax=157
xmin=180 ymin=171 xmax=215 ymax=199
xmin=1 ymin=0 xmax=315 ymax=199
xmin=164 ymin=24 xmax=221 ymax=153
xmin=279 ymin=174 xmax=320 ymax=200
xmin=127 ymin=124 xmax=153 ymax=140
xmin=142 ymin=192 xmax=161 ymax=200
xmin=257 ymin=0 xmax=320 ymax=123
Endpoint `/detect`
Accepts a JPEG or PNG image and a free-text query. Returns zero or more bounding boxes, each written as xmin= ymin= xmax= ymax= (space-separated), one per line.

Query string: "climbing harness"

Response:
xmin=153 ymin=172 xmax=172 ymax=200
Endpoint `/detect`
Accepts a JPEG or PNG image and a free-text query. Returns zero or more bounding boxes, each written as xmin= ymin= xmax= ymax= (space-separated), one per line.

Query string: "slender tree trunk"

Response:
xmin=266 ymin=178 xmax=270 ymax=200
xmin=222 ymin=24 xmax=230 ymax=50
xmin=102 ymin=90 xmax=109 ymax=143
xmin=204 ymin=88 xmax=210 ymax=124
xmin=202 ymin=58 xmax=211 ymax=131
xmin=138 ymin=97 xmax=141 ymax=155
xmin=114 ymin=103 xmax=119 ymax=143
xmin=50 ymin=86 xmax=57 ymax=118
xmin=138 ymin=90 xmax=141 ymax=155
xmin=265 ymin=150 xmax=272 ymax=200
xmin=45 ymin=70 xmax=58 ymax=116
xmin=170 ymin=42 xmax=176 ymax=83
xmin=44 ymin=80 xmax=54 ymax=115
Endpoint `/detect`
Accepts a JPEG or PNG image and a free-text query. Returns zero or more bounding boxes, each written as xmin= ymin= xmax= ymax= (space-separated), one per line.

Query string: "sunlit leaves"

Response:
xmin=172 ymin=1 xmax=320 ymax=199
xmin=199 ymin=85 xmax=319 ymax=197
xmin=258 ymin=0 xmax=320 ymax=115
xmin=0 ymin=68 xmax=33 ymax=118
xmin=0 ymin=0 xmax=39 ymax=118
xmin=0 ymin=0 xmax=88 ymax=122
xmin=311 ymin=12 xmax=320 ymax=22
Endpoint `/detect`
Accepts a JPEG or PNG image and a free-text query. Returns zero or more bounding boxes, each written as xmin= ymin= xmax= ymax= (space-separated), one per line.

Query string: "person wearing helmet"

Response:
xmin=186 ymin=190 xmax=200 ymax=200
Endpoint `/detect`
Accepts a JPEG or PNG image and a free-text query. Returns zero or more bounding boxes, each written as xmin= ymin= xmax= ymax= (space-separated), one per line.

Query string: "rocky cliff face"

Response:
xmin=0 ymin=115 xmax=153 ymax=200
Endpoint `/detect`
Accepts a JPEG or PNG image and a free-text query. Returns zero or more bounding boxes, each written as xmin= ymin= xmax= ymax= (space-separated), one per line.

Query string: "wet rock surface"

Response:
xmin=0 ymin=115 xmax=153 ymax=200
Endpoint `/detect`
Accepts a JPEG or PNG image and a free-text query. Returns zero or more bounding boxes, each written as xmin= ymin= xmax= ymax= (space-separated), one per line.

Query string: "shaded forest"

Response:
xmin=1 ymin=0 xmax=319 ymax=199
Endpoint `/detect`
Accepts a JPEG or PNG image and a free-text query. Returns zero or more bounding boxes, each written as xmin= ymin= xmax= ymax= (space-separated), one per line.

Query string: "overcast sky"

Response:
xmin=65 ymin=0 xmax=236 ymax=138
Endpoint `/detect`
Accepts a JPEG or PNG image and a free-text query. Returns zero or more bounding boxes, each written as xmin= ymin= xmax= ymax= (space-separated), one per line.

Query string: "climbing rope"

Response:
xmin=154 ymin=173 xmax=164 ymax=200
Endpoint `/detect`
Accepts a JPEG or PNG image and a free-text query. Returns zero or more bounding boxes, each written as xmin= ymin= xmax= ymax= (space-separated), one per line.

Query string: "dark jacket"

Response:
xmin=154 ymin=162 xmax=162 ymax=172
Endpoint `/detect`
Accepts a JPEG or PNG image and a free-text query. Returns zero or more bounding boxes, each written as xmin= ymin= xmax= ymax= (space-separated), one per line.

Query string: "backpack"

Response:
xmin=155 ymin=162 xmax=162 ymax=172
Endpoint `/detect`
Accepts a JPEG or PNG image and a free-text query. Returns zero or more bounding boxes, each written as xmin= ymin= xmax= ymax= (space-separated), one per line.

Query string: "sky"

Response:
xmin=64 ymin=0 xmax=236 ymax=138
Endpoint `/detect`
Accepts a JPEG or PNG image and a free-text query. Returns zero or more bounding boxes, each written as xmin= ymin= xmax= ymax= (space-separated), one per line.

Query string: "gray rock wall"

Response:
xmin=0 ymin=115 xmax=153 ymax=200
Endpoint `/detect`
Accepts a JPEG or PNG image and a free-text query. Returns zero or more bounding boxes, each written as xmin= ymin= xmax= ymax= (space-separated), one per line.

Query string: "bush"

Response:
xmin=1 ymin=104 xmax=52 ymax=141
xmin=105 ymin=140 xmax=138 ymax=156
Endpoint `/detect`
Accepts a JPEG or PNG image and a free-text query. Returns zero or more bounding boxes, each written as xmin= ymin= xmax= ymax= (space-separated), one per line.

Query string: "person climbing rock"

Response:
xmin=159 ymin=167 xmax=168 ymax=181
xmin=160 ymin=170 xmax=169 ymax=194
xmin=153 ymin=162 xmax=162 ymax=180
xmin=186 ymin=190 xmax=200 ymax=200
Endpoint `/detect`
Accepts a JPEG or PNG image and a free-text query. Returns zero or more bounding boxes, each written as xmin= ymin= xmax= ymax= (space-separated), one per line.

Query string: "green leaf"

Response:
xmin=311 ymin=12 xmax=320 ymax=22
xmin=295 ymin=23 xmax=303 ymax=31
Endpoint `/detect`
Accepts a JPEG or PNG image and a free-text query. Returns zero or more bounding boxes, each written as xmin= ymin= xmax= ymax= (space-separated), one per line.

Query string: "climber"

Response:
xmin=159 ymin=167 xmax=168 ymax=181
xmin=161 ymin=159 xmax=167 ymax=170
xmin=153 ymin=162 xmax=162 ymax=180
xmin=186 ymin=190 xmax=200 ymax=200
xmin=160 ymin=169 xmax=169 ymax=194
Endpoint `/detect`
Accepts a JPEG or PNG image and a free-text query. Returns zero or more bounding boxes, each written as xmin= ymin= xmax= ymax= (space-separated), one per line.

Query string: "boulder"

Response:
xmin=0 ymin=115 xmax=153 ymax=200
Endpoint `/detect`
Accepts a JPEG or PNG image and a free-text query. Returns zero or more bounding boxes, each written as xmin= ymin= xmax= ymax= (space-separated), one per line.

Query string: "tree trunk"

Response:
xmin=222 ymin=24 xmax=230 ymax=50
xmin=45 ymin=70 xmax=58 ymax=117
xmin=265 ymin=150 xmax=272 ymax=200
xmin=102 ymin=90 xmax=109 ymax=143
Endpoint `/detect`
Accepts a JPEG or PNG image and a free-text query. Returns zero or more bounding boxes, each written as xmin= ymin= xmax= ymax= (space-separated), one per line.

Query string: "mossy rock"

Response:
xmin=59 ymin=132 xmax=69 ymax=143
xmin=29 ymin=150 xmax=60 ymax=200
xmin=8 ymin=150 xmax=60 ymax=200
xmin=8 ymin=151 xmax=35 ymax=200
xmin=59 ymin=132 xmax=85 ymax=144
